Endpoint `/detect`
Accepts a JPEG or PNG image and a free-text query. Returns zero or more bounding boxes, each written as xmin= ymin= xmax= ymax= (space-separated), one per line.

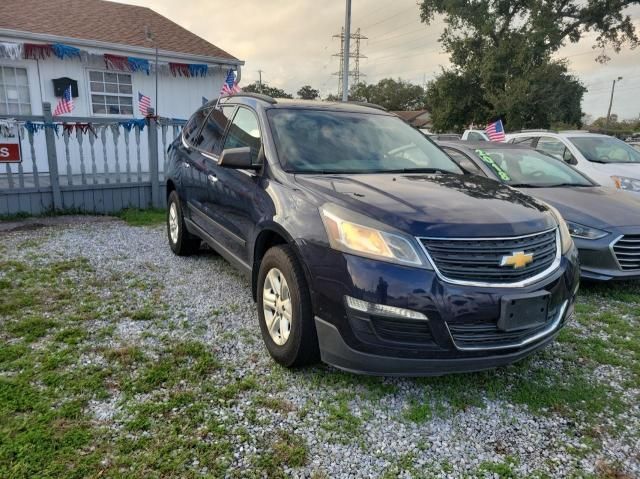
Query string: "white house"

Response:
xmin=0 ymin=0 xmax=243 ymax=120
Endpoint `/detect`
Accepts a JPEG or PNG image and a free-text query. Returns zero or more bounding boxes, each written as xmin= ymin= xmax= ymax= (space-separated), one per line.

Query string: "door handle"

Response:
xmin=183 ymin=162 xmax=191 ymax=168
xmin=208 ymin=174 xmax=218 ymax=183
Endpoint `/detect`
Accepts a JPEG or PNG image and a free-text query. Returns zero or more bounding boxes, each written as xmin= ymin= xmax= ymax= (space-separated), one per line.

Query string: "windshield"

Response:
xmin=476 ymin=148 xmax=594 ymax=187
xmin=267 ymin=109 xmax=462 ymax=174
xmin=569 ymin=136 xmax=640 ymax=164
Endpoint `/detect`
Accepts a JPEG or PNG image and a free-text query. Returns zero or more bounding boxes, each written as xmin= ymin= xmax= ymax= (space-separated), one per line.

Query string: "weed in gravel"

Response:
xmin=477 ymin=455 xmax=519 ymax=478
xmin=403 ymin=398 xmax=432 ymax=423
xmin=117 ymin=208 xmax=166 ymax=226
xmin=321 ymin=397 xmax=362 ymax=444
xmin=254 ymin=430 xmax=308 ymax=476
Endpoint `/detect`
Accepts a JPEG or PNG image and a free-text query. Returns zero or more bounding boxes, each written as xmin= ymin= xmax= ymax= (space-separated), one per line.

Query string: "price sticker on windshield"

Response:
xmin=476 ymin=149 xmax=510 ymax=181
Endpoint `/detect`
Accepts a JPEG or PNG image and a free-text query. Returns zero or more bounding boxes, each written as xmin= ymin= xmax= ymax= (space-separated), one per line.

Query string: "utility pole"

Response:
xmin=257 ymin=70 xmax=264 ymax=93
xmin=605 ymin=76 xmax=623 ymax=132
xmin=341 ymin=0 xmax=352 ymax=102
xmin=332 ymin=28 xmax=367 ymax=98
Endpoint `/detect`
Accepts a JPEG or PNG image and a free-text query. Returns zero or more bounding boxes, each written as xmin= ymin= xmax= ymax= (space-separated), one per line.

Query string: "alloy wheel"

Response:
xmin=262 ymin=267 xmax=292 ymax=346
xmin=169 ymin=202 xmax=179 ymax=244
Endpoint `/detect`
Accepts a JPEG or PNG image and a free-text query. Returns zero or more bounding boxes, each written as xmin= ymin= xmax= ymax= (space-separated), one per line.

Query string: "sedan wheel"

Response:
xmin=262 ymin=267 xmax=292 ymax=346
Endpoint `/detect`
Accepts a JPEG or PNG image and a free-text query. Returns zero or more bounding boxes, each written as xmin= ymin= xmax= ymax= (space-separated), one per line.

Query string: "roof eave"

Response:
xmin=0 ymin=28 xmax=244 ymax=66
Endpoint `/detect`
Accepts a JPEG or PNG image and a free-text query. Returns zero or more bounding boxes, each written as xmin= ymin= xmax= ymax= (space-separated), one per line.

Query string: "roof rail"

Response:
xmin=228 ymin=92 xmax=277 ymax=104
xmin=346 ymin=101 xmax=387 ymax=112
xmin=514 ymin=129 xmax=556 ymax=133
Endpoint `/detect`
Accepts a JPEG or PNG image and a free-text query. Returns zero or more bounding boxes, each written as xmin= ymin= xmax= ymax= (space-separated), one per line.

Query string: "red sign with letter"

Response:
xmin=0 ymin=121 xmax=21 ymax=163
xmin=0 ymin=143 xmax=21 ymax=163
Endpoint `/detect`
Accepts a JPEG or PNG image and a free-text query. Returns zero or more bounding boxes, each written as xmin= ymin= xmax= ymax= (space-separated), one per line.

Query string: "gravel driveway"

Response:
xmin=1 ymin=218 xmax=639 ymax=478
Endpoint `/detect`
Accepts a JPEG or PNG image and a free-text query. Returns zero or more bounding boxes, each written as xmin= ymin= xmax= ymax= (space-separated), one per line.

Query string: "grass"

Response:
xmin=1 ymin=226 xmax=639 ymax=478
xmin=117 ymin=208 xmax=166 ymax=226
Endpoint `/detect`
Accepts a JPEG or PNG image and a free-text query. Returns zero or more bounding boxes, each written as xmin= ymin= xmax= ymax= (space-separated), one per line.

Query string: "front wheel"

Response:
xmin=167 ymin=190 xmax=200 ymax=256
xmin=257 ymin=245 xmax=319 ymax=368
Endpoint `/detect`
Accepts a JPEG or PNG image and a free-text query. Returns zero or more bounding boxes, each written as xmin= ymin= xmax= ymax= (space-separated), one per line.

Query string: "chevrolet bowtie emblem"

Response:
xmin=500 ymin=251 xmax=534 ymax=269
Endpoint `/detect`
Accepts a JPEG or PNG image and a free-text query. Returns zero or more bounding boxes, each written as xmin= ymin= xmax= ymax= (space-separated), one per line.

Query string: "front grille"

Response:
xmin=419 ymin=229 xmax=558 ymax=284
xmin=448 ymin=305 xmax=560 ymax=349
xmin=612 ymin=235 xmax=640 ymax=271
xmin=371 ymin=317 xmax=433 ymax=345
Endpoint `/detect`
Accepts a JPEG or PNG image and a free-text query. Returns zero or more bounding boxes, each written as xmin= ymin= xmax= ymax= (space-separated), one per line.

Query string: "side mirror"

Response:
xmin=219 ymin=147 xmax=259 ymax=169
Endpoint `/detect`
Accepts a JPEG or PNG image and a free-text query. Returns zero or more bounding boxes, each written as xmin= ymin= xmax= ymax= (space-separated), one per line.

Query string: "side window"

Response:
xmin=183 ymin=107 xmax=210 ymax=146
xmin=222 ymin=107 xmax=262 ymax=162
xmin=443 ymin=148 xmax=484 ymax=175
xmin=198 ymin=105 xmax=235 ymax=155
xmin=510 ymin=136 xmax=537 ymax=147
xmin=536 ymin=137 xmax=566 ymax=160
xmin=467 ymin=131 xmax=487 ymax=141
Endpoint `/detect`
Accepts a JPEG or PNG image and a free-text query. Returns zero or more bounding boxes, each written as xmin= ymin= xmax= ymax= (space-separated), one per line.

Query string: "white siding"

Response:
xmin=0 ymin=36 xmax=232 ymax=119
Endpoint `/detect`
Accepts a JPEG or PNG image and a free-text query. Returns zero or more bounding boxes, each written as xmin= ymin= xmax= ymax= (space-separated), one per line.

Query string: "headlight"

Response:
xmin=566 ymin=221 xmax=608 ymax=240
xmin=543 ymin=204 xmax=574 ymax=253
xmin=320 ymin=203 xmax=431 ymax=268
xmin=612 ymin=176 xmax=640 ymax=192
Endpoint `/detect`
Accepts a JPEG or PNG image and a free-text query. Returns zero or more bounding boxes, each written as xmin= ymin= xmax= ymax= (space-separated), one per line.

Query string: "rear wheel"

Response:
xmin=257 ymin=245 xmax=319 ymax=367
xmin=167 ymin=190 xmax=200 ymax=256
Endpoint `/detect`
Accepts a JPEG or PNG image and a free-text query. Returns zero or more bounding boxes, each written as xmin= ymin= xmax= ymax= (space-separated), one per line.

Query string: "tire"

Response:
xmin=257 ymin=245 xmax=319 ymax=368
xmin=167 ymin=190 xmax=200 ymax=256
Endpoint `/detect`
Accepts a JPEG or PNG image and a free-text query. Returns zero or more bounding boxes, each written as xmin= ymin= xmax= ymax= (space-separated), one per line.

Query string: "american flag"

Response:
xmin=138 ymin=92 xmax=152 ymax=116
xmin=220 ymin=69 xmax=241 ymax=96
xmin=485 ymin=119 xmax=506 ymax=142
xmin=53 ymin=85 xmax=74 ymax=116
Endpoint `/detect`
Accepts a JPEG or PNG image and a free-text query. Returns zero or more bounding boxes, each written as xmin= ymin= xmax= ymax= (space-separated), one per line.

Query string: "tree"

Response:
xmin=297 ymin=85 xmax=319 ymax=100
xmin=348 ymin=79 xmax=427 ymax=110
xmin=419 ymin=0 xmax=639 ymax=131
xmin=242 ymin=82 xmax=293 ymax=99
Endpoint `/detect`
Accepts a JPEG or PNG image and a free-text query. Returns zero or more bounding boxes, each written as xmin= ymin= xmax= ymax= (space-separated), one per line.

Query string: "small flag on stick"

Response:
xmin=138 ymin=92 xmax=152 ymax=116
xmin=485 ymin=119 xmax=506 ymax=142
xmin=220 ymin=69 xmax=241 ymax=97
xmin=53 ymin=85 xmax=74 ymax=116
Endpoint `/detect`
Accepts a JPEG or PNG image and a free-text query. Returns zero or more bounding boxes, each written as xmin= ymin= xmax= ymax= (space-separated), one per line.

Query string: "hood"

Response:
xmin=519 ymin=186 xmax=640 ymax=229
xmin=295 ymin=173 xmax=556 ymax=237
xmin=590 ymin=162 xmax=640 ymax=179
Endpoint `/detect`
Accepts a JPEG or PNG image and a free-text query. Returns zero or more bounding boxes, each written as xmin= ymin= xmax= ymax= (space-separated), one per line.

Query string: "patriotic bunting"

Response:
xmin=188 ymin=64 xmax=208 ymax=77
xmin=24 ymin=43 xmax=53 ymax=60
xmin=2 ymin=41 xmax=222 ymax=79
xmin=52 ymin=43 xmax=81 ymax=60
xmin=127 ymin=57 xmax=151 ymax=74
xmin=0 ymin=42 xmax=23 ymax=60
xmin=169 ymin=62 xmax=190 ymax=77
xmin=104 ymin=53 xmax=130 ymax=71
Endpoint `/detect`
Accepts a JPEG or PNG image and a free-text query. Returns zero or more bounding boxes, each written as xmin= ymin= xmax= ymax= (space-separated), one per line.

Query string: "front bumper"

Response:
xmin=574 ymin=231 xmax=640 ymax=281
xmin=301 ymin=243 xmax=579 ymax=376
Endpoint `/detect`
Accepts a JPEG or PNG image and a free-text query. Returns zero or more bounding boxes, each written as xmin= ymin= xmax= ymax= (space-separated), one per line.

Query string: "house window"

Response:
xmin=88 ymin=71 xmax=133 ymax=115
xmin=0 ymin=66 xmax=31 ymax=115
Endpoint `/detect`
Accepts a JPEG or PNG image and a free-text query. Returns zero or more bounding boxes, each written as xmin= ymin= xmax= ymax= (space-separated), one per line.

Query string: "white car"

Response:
xmin=461 ymin=129 xmax=490 ymax=141
xmin=505 ymin=131 xmax=640 ymax=194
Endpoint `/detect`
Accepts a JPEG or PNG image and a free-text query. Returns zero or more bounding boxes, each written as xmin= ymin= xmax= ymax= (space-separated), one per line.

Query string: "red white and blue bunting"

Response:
xmin=0 ymin=41 xmax=227 ymax=79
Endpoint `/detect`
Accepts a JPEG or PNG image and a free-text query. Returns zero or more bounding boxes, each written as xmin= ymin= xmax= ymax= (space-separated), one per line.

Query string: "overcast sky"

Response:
xmin=119 ymin=0 xmax=640 ymax=120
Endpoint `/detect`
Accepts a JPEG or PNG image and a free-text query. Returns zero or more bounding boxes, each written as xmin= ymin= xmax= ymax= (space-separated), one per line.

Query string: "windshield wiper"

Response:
xmin=510 ymin=182 xmax=592 ymax=188
xmin=383 ymin=168 xmax=454 ymax=174
xmin=508 ymin=183 xmax=548 ymax=188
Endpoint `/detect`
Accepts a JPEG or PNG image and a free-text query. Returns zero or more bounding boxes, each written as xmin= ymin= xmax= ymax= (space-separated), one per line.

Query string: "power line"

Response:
xmin=360 ymin=4 xmax=419 ymax=31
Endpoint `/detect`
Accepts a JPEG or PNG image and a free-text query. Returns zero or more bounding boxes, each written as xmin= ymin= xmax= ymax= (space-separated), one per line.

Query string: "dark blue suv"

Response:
xmin=165 ymin=94 xmax=580 ymax=375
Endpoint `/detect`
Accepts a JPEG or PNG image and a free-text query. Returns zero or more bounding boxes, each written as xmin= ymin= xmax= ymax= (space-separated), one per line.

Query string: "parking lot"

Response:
xmin=0 ymin=214 xmax=638 ymax=478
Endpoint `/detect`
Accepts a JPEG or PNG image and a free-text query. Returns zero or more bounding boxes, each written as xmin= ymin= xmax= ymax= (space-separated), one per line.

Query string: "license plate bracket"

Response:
xmin=498 ymin=291 xmax=550 ymax=332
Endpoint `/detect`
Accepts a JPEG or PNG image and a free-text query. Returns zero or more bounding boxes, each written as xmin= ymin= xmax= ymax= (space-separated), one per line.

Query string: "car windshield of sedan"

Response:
xmin=267 ymin=109 xmax=463 ymax=174
xmin=477 ymin=148 xmax=594 ymax=187
xmin=569 ymin=136 xmax=640 ymax=164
